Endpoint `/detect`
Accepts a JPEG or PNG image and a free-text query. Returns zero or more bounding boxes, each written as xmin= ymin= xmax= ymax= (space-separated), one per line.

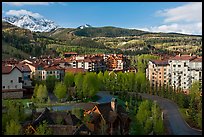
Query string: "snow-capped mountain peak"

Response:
xmin=78 ymin=24 xmax=92 ymax=29
xmin=2 ymin=15 xmax=59 ymax=32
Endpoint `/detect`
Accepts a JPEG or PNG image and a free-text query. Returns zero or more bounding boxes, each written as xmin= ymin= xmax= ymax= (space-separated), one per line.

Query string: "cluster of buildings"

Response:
xmin=2 ymin=53 xmax=130 ymax=99
xmin=146 ymin=54 xmax=202 ymax=94
xmin=23 ymin=98 xmax=130 ymax=135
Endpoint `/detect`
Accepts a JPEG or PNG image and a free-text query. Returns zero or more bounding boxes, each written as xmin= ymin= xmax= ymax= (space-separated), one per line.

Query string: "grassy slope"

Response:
xmin=2 ymin=40 xmax=30 ymax=59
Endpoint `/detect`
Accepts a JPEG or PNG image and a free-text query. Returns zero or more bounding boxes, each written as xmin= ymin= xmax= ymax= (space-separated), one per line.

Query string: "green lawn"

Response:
xmin=2 ymin=98 xmax=31 ymax=107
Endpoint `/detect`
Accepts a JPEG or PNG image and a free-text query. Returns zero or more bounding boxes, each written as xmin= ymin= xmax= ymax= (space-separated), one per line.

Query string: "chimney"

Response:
xmin=111 ymin=98 xmax=117 ymax=112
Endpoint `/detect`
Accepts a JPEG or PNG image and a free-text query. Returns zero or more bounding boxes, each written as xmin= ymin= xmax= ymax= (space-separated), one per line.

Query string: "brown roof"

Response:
xmin=49 ymin=112 xmax=81 ymax=126
xmin=44 ymin=65 xmax=64 ymax=71
xmin=65 ymin=68 xmax=85 ymax=74
xmin=150 ymin=59 xmax=169 ymax=66
xmin=169 ymin=55 xmax=197 ymax=61
xmin=96 ymin=103 xmax=112 ymax=122
xmin=108 ymin=111 xmax=118 ymax=123
xmin=89 ymin=112 xmax=101 ymax=123
xmin=73 ymin=102 xmax=96 ymax=110
xmin=73 ymin=124 xmax=92 ymax=135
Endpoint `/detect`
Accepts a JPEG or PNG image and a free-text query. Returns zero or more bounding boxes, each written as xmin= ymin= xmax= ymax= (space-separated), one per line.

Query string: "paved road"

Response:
xmin=139 ymin=93 xmax=202 ymax=135
xmin=96 ymin=91 xmax=114 ymax=103
xmin=33 ymin=91 xmax=113 ymax=112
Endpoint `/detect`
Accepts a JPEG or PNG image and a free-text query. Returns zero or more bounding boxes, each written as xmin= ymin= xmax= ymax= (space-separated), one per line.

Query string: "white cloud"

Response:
xmin=6 ymin=10 xmax=43 ymax=18
xmin=135 ymin=2 xmax=202 ymax=35
xmin=150 ymin=23 xmax=201 ymax=35
xmin=156 ymin=2 xmax=202 ymax=23
xmin=3 ymin=2 xmax=53 ymax=6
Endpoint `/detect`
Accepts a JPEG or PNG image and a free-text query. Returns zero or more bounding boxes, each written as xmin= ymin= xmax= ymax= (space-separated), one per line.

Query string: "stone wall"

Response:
xmin=2 ymin=91 xmax=23 ymax=99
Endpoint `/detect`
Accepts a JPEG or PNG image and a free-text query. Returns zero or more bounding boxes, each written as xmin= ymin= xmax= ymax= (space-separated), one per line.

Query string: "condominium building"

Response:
xmin=168 ymin=54 xmax=202 ymax=91
xmin=147 ymin=54 xmax=202 ymax=93
xmin=146 ymin=59 xmax=169 ymax=87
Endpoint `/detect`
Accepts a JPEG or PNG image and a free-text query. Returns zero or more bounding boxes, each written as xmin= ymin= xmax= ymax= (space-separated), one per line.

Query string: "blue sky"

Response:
xmin=2 ymin=2 xmax=202 ymax=35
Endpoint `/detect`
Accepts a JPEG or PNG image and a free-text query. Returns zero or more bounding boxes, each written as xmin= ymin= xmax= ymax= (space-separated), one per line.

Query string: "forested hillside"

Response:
xmin=2 ymin=21 xmax=202 ymax=60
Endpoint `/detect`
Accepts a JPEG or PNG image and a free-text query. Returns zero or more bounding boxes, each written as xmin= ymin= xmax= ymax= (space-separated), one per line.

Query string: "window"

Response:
xmin=11 ymin=80 xmax=13 ymax=83
xmin=18 ymin=77 xmax=22 ymax=83
xmin=178 ymin=65 xmax=181 ymax=67
xmin=15 ymin=85 xmax=17 ymax=88
xmin=159 ymin=76 xmax=161 ymax=78
xmin=184 ymin=74 xmax=186 ymax=76
xmin=3 ymin=86 xmax=5 ymax=89
xmin=8 ymin=86 xmax=10 ymax=89
xmin=173 ymin=65 xmax=176 ymax=67
xmin=164 ymin=80 xmax=166 ymax=83
xmin=184 ymin=62 xmax=187 ymax=67
xmin=164 ymin=68 xmax=166 ymax=71
xmin=50 ymin=71 xmax=52 ymax=74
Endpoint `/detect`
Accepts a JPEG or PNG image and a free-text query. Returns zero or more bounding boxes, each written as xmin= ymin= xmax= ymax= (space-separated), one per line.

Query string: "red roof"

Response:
xmin=169 ymin=55 xmax=197 ymax=61
xmin=190 ymin=57 xmax=202 ymax=62
xmin=2 ymin=66 xmax=13 ymax=74
xmin=2 ymin=65 xmax=22 ymax=74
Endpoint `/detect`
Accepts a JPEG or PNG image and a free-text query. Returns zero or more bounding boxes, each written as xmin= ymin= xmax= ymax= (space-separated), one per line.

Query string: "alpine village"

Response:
xmin=2 ymin=3 xmax=202 ymax=135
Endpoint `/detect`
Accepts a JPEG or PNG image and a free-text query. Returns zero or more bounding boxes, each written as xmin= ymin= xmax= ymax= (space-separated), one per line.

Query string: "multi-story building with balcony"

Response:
xmin=146 ymin=59 xmax=169 ymax=87
xmin=147 ymin=54 xmax=202 ymax=93
xmin=168 ymin=54 xmax=202 ymax=92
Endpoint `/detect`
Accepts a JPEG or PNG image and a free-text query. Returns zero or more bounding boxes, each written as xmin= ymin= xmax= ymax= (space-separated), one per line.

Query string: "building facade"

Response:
xmin=147 ymin=54 xmax=202 ymax=93
xmin=2 ymin=65 xmax=23 ymax=90
xmin=146 ymin=60 xmax=169 ymax=87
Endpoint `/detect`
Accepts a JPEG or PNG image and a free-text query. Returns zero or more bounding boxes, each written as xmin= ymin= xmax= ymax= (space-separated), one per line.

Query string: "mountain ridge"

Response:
xmin=3 ymin=15 xmax=59 ymax=32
